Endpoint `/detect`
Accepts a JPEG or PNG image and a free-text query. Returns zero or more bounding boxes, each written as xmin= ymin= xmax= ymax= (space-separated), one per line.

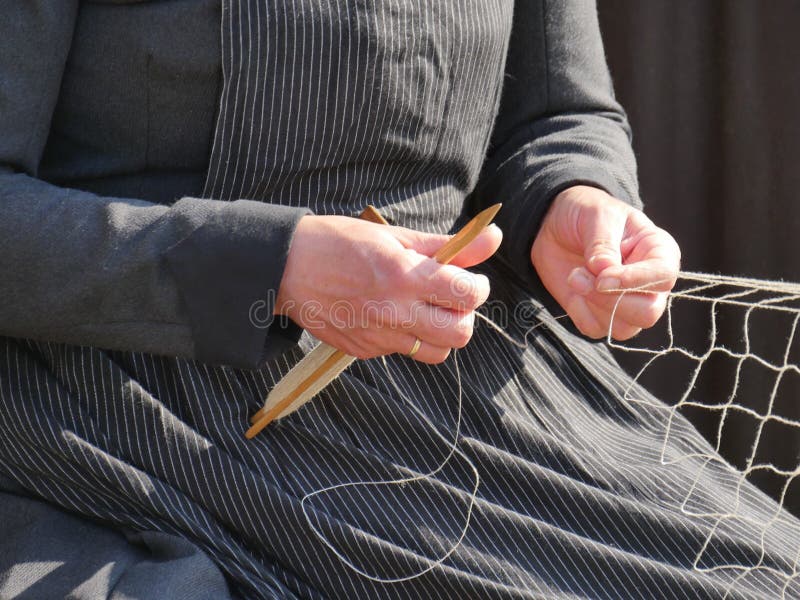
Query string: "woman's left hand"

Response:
xmin=531 ymin=185 xmax=681 ymax=340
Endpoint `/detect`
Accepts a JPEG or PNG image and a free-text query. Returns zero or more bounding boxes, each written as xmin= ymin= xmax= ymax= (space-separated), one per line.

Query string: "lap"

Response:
xmin=0 ymin=264 xmax=798 ymax=598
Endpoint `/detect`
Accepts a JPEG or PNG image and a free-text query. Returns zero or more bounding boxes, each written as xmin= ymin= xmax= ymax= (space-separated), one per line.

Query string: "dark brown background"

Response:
xmin=597 ymin=1 xmax=800 ymax=515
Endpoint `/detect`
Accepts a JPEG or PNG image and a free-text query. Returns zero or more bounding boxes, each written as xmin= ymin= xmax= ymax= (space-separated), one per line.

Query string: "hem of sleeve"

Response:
xmin=164 ymin=198 xmax=311 ymax=369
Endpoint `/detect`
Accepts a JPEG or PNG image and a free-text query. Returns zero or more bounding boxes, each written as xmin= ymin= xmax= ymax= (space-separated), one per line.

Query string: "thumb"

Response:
xmin=394 ymin=223 xmax=503 ymax=267
xmin=581 ymin=208 xmax=627 ymax=277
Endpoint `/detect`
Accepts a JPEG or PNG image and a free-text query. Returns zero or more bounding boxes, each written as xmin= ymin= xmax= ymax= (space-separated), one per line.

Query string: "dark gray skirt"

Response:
xmin=1 ymin=259 xmax=797 ymax=599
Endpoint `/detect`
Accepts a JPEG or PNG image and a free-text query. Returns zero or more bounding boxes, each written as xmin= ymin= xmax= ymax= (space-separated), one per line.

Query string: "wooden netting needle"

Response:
xmin=245 ymin=203 xmax=502 ymax=439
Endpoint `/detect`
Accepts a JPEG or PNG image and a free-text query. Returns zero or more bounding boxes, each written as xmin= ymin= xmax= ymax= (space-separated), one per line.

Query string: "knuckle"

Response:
xmin=577 ymin=320 xmax=606 ymax=339
xmin=663 ymin=273 xmax=679 ymax=292
xmin=451 ymin=328 xmax=473 ymax=349
xmin=448 ymin=272 xmax=487 ymax=309
xmin=427 ymin=348 xmax=451 ymax=364
xmin=664 ymin=234 xmax=682 ymax=261
xmin=589 ymin=239 xmax=616 ymax=256
xmin=613 ymin=326 xmax=642 ymax=341
xmin=450 ymin=314 xmax=475 ymax=348
xmin=639 ymin=295 xmax=668 ymax=328
xmin=642 ymin=305 xmax=664 ymax=328
xmin=379 ymin=256 xmax=413 ymax=293
xmin=345 ymin=333 xmax=383 ymax=360
xmin=458 ymin=289 xmax=482 ymax=312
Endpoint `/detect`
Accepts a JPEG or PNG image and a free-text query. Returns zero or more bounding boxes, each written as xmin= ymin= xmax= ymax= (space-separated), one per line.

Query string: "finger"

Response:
xmin=400 ymin=335 xmax=452 ymax=365
xmin=587 ymin=290 xmax=669 ymax=330
xmin=404 ymin=304 xmax=476 ymax=349
xmin=581 ymin=204 xmax=628 ymax=276
xmin=580 ymin=296 xmax=643 ymax=340
xmin=391 ymin=227 xmax=450 ymax=256
xmin=596 ymin=259 xmax=679 ymax=294
xmin=394 ymin=224 xmax=503 ymax=268
xmin=608 ymin=319 xmax=642 ymax=341
xmin=598 ymin=221 xmax=681 ymax=293
xmin=447 ymin=224 xmax=503 ymax=268
xmin=354 ymin=327 xmax=453 ymax=364
xmin=567 ymin=266 xmax=595 ymax=296
xmin=352 ymin=301 xmax=475 ymax=349
xmin=565 ymin=294 xmax=607 ymax=339
xmin=564 ymin=292 xmax=644 ymax=341
xmin=413 ymin=263 xmax=491 ymax=311
xmin=327 ymin=328 xmax=452 ymax=364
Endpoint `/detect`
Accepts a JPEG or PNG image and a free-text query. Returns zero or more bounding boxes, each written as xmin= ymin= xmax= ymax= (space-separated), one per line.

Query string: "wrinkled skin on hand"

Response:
xmin=532 ymin=185 xmax=681 ymax=341
xmin=276 ymin=214 xmax=503 ymax=363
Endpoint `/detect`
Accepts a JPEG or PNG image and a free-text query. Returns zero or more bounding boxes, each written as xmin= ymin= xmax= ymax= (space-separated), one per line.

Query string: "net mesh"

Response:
xmin=300 ymin=270 xmax=800 ymax=593
xmin=609 ymin=272 xmax=800 ymax=592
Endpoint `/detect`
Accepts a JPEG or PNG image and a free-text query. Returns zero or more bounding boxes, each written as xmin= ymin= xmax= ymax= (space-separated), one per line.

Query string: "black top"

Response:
xmin=2 ymin=4 xmax=799 ymax=600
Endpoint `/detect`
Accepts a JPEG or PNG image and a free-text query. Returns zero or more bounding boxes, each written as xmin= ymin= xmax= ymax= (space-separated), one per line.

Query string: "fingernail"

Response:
xmin=567 ymin=268 xmax=593 ymax=295
xmin=597 ymin=277 xmax=621 ymax=292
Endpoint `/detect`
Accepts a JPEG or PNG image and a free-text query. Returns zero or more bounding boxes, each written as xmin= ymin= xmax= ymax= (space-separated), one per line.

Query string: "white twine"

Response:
xmin=608 ymin=271 xmax=800 ymax=596
xmin=299 ymin=270 xmax=800 ymax=589
xmin=300 ymin=350 xmax=480 ymax=583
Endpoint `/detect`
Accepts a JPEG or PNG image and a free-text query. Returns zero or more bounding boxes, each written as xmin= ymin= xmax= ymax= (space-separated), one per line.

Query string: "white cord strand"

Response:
xmin=299 ymin=270 xmax=800 ymax=591
xmin=300 ymin=350 xmax=480 ymax=583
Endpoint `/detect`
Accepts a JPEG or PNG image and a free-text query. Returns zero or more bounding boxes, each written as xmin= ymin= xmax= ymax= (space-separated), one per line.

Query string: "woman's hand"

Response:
xmin=276 ymin=215 xmax=503 ymax=363
xmin=531 ymin=185 xmax=681 ymax=340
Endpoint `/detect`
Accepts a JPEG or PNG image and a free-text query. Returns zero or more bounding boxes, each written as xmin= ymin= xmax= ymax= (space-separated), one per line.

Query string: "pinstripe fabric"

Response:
xmin=1 ymin=1 xmax=798 ymax=599
xmin=204 ymin=0 xmax=508 ymax=234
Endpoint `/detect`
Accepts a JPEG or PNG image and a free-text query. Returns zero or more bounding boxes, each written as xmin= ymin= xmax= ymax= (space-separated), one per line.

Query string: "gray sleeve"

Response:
xmin=469 ymin=0 xmax=640 ymax=281
xmin=0 ymin=1 xmax=309 ymax=369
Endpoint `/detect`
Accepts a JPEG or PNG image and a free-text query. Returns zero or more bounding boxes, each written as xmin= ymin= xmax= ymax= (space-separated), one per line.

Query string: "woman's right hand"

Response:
xmin=275 ymin=214 xmax=502 ymax=364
